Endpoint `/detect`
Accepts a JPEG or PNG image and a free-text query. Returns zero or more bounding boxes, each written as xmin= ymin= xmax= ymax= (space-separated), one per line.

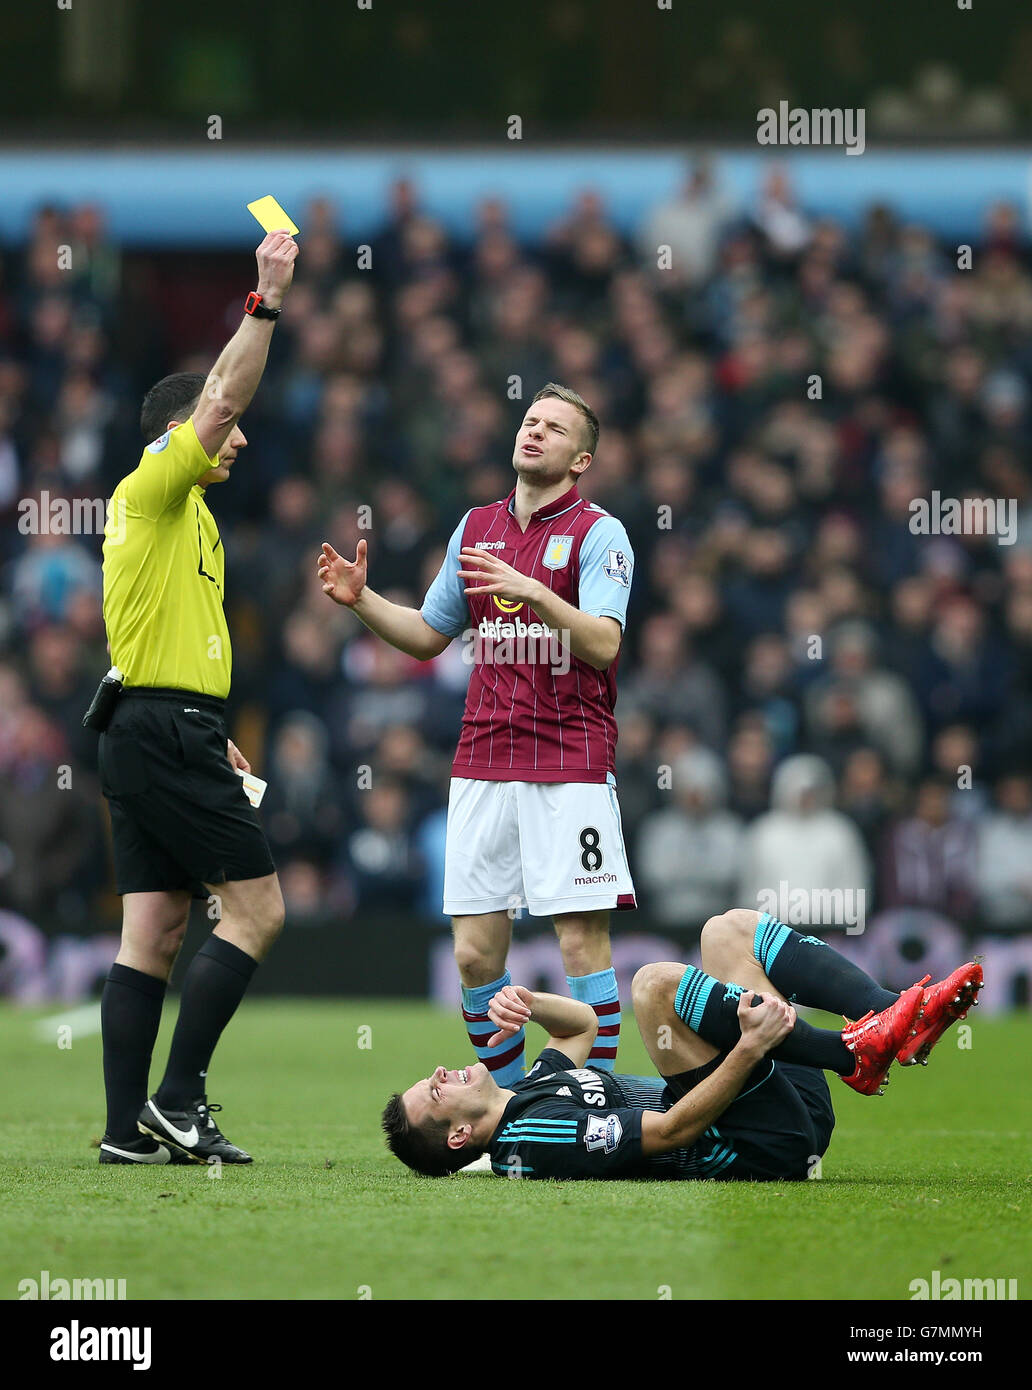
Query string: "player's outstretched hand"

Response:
xmin=255 ymin=230 xmax=298 ymax=305
xmin=486 ymin=984 xmax=534 ymax=1049
xmin=318 ymin=539 xmax=367 ymax=606
xmin=736 ymin=989 xmax=795 ymax=1054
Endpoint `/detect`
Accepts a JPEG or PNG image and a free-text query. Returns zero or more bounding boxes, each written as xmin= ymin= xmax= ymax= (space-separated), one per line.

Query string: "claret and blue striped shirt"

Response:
xmin=421 ymin=485 xmax=634 ymax=783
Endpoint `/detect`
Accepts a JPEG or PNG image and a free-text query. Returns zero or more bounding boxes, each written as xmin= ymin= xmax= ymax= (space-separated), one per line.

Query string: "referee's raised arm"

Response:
xmin=91 ymin=229 xmax=297 ymax=1169
xmin=192 ymin=230 xmax=298 ymax=457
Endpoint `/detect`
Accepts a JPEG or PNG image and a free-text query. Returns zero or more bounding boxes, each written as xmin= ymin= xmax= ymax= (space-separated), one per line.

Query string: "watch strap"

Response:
xmin=244 ymin=291 xmax=281 ymax=320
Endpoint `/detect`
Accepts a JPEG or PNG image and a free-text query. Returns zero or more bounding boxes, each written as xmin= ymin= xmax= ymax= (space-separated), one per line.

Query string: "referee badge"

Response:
xmin=543 ymin=534 xmax=574 ymax=570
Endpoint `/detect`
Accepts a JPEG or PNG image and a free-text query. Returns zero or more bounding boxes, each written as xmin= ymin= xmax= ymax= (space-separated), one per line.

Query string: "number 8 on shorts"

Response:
xmin=443 ymin=778 xmax=636 ymax=918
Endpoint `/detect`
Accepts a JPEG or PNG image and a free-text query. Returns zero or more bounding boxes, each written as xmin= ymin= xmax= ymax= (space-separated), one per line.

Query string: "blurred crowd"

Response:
xmin=1 ymin=162 xmax=1032 ymax=939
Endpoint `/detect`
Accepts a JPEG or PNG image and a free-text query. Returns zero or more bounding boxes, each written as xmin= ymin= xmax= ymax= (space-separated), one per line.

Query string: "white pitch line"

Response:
xmin=33 ymin=1002 xmax=102 ymax=1043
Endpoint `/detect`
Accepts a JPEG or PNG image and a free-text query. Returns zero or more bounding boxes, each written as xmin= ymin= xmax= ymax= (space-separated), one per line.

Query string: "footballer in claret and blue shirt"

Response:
xmin=381 ymin=908 xmax=983 ymax=1181
xmin=319 ymin=384 xmax=637 ymax=1087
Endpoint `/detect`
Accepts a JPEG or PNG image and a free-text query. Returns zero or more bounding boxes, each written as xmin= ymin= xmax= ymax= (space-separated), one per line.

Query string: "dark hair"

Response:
xmin=381 ymin=1092 xmax=481 ymax=1177
xmin=140 ymin=372 xmax=208 ymax=443
xmin=531 ymin=382 xmax=599 ymax=456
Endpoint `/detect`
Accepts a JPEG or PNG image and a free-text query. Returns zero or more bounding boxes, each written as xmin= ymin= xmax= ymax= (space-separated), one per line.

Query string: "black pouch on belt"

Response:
xmin=82 ymin=667 xmax=124 ymax=732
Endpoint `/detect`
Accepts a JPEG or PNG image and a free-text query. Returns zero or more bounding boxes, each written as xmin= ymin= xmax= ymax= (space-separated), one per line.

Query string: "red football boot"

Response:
xmin=841 ymin=982 xmax=925 ymax=1096
xmin=896 ymin=962 xmax=983 ymax=1066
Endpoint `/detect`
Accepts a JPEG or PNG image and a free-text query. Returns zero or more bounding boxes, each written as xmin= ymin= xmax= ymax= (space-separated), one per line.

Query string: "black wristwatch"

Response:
xmin=244 ymin=291 xmax=281 ymax=320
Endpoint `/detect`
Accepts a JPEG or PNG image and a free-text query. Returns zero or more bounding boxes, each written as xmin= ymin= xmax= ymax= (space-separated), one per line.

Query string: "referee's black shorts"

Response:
xmin=98 ymin=688 xmax=275 ymax=896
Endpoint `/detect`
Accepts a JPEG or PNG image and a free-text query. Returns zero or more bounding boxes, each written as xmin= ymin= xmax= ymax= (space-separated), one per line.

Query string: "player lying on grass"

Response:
xmin=382 ymin=909 xmax=982 ymax=1179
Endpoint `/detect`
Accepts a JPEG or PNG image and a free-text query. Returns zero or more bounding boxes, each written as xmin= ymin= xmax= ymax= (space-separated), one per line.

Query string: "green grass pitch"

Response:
xmin=0 ymin=999 xmax=1028 ymax=1301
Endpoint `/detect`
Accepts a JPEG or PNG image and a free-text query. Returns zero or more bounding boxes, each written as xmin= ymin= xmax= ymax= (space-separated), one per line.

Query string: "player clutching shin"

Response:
xmin=319 ymin=385 xmax=636 ymax=1084
xmin=382 ymin=909 xmax=984 ymax=1181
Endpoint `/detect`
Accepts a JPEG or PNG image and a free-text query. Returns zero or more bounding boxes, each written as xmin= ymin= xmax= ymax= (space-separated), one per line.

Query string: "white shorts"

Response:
xmin=443 ymin=777 xmax=637 ymax=919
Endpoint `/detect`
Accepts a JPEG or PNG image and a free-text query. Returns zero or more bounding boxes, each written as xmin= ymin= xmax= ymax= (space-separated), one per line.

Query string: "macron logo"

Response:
xmin=475 ymin=541 xmax=506 ymax=550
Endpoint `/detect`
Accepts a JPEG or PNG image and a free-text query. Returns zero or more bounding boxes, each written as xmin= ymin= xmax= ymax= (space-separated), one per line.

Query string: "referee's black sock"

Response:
xmin=101 ymin=964 xmax=167 ymax=1143
xmin=155 ymin=934 xmax=258 ymax=1109
xmin=674 ymin=966 xmax=855 ymax=1075
xmin=753 ymin=916 xmax=897 ymax=1019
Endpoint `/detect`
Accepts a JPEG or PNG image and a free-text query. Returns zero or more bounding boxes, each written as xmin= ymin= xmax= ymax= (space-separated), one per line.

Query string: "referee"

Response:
xmin=95 ymin=230 xmax=297 ymax=1165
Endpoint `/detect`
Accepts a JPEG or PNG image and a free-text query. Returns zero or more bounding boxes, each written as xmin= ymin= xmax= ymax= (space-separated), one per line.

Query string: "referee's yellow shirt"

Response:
xmin=102 ymin=417 xmax=232 ymax=698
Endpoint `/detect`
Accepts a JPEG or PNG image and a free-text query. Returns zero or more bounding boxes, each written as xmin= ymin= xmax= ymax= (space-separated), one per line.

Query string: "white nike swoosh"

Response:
xmin=149 ymin=1104 xmax=199 ymax=1146
xmin=102 ymin=1141 xmax=172 ymax=1164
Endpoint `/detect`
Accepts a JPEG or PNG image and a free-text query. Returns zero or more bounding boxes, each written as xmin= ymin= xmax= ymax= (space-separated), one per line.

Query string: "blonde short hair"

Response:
xmin=531 ymin=383 xmax=599 ymax=456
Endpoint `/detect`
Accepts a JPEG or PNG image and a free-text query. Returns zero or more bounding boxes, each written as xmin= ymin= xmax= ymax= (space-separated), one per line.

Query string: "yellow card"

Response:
xmin=246 ymin=196 xmax=299 ymax=236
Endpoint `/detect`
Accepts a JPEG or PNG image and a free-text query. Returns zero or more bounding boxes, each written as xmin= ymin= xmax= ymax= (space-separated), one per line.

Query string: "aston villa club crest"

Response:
xmin=543 ymin=534 xmax=574 ymax=570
